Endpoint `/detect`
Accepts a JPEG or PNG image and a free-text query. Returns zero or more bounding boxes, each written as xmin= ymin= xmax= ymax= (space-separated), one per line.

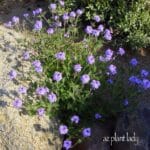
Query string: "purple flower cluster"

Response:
xmin=104 ymin=29 xmax=112 ymax=41
xmin=63 ymin=13 xmax=69 ymax=20
xmin=33 ymin=8 xmax=42 ymax=16
xmin=55 ymin=52 xmax=66 ymax=60
xmin=130 ymin=58 xmax=138 ymax=66
xmin=18 ymin=86 xmax=27 ymax=94
xmin=48 ymin=92 xmax=57 ymax=103
xmin=12 ymin=16 xmax=19 ymax=24
xmin=59 ymin=125 xmax=68 ymax=135
xmin=32 ymin=60 xmax=43 ymax=73
xmin=47 ymin=28 xmax=54 ymax=35
xmin=33 ymin=20 xmax=42 ymax=31
xmin=93 ymin=15 xmax=100 ymax=22
xmin=37 ymin=108 xmax=45 ymax=116
xmin=141 ymin=69 xmax=149 ymax=77
xmin=80 ymin=74 xmax=90 ymax=84
xmin=108 ymin=64 xmax=117 ymax=75
xmin=117 ymin=47 xmax=125 ymax=56
xmin=9 ymin=70 xmax=17 ymax=80
xmin=123 ymin=99 xmax=129 ymax=106
xmin=71 ymin=115 xmax=80 ymax=124
xmin=49 ymin=3 xmax=57 ymax=10
xmin=13 ymin=98 xmax=22 ymax=109
xmin=129 ymin=74 xmax=150 ymax=90
xmin=53 ymin=71 xmax=63 ymax=82
xmin=63 ymin=140 xmax=72 ymax=150
xmin=87 ymin=55 xmax=95 ymax=64
xmin=70 ymin=11 xmax=76 ymax=18
xmin=74 ymin=64 xmax=82 ymax=73
xmin=90 ymin=80 xmax=101 ymax=90
xmin=23 ymin=51 xmax=30 ymax=60
xmin=95 ymin=113 xmax=102 ymax=119
xmin=99 ymin=49 xmax=114 ymax=62
xmin=82 ymin=128 xmax=91 ymax=137
xmin=36 ymin=87 xmax=49 ymax=96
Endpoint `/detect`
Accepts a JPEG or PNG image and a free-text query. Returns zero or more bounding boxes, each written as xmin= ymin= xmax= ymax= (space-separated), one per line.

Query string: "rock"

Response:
xmin=113 ymin=100 xmax=150 ymax=150
xmin=0 ymin=25 xmax=62 ymax=150
xmin=72 ymin=120 xmax=116 ymax=150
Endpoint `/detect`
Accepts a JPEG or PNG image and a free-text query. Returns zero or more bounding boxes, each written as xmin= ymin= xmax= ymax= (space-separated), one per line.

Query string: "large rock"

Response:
xmin=0 ymin=26 xmax=62 ymax=150
xmin=113 ymin=99 xmax=150 ymax=150
xmin=72 ymin=120 xmax=116 ymax=150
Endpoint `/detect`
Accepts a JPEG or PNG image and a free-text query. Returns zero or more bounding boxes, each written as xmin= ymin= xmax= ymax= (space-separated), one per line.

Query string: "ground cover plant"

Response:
xmin=64 ymin=0 xmax=150 ymax=50
xmin=4 ymin=1 xmax=150 ymax=149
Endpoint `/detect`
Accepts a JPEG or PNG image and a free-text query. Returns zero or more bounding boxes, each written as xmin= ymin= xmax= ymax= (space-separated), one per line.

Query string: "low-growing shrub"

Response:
xmin=65 ymin=0 xmax=150 ymax=50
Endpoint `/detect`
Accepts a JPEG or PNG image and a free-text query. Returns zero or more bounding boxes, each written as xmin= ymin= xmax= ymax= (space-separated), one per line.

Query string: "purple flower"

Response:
xmin=71 ymin=115 xmax=80 ymax=124
xmin=92 ymin=29 xmax=100 ymax=37
xmin=104 ymin=29 xmax=112 ymax=40
xmin=53 ymin=71 xmax=62 ymax=82
xmin=129 ymin=76 xmax=141 ymax=85
xmin=108 ymin=64 xmax=117 ymax=75
xmin=95 ymin=113 xmax=102 ymax=119
xmin=123 ymin=99 xmax=129 ymax=106
xmin=48 ymin=92 xmax=57 ymax=103
xmin=73 ymin=64 xmax=82 ymax=72
xmin=130 ymin=58 xmax=138 ymax=66
xmin=23 ymin=51 xmax=30 ymax=60
xmin=59 ymin=125 xmax=68 ymax=135
xmin=36 ymin=87 xmax=49 ymax=96
xmin=32 ymin=60 xmax=43 ymax=73
xmin=47 ymin=28 xmax=54 ymax=35
xmin=142 ymin=79 xmax=150 ymax=89
xmin=9 ymin=70 xmax=17 ymax=80
xmin=105 ymin=49 xmax=113 ymax=61
xmin=70 ymin=11 xmax=76 ymax=18
xmin=80 ymin=74 xmax=90 ymax=84
xmin=12 ymin=16 xmax=19 ymax=24
xmin=141 ymin=69 xmax=149 ymax=77
xmin=63 ymin=13 xmax=69 ymax=20
xmin=82 ymin=128 xmax=91 ymax=137
xmin=59 ymin=0 xmax=65 ymax=6
xmin=37 ymin=108 xmax=45 ymax=116
xmin=12 ymin=98 xmax=22 ymax=108
xmin=23 ymin=13 xmax=29 ymax=18
xmin=85 ymin=26 xmax=93 ymax=34
xmin=97 ymin=24 xmax=104 ymax=32
xmin=76 ymin=9 xmax=83 ymax=16
xmin=55 ymin=22 xmax=62 ymax=27
xmin=55 ymin=52 xmax=66 ymax=60
xmin=93 ymin=15 xmax=100 ymax=22
xmin=63 ymin=140 xmax=72 ymax=150
xmin=33 ymin=8 xmax=42 ymax=15
xmin=99 ymin=56 xmax=107 ymax=62
xmin=35 ymin=66 xmax=43 ymax=73
xmin=32 ymin=60 xmax=41 ymax=67
xmin=107 ymin=79 xmax=113 ymax=84
xmin=33 ymin=20 xmax=42 ymax=31
xmin=49 ymin=3 xmax=56 ymax=10
xmin=87 ymin=55 xmax=95 ymax=64
xmin=90 ymin=80 xmax=101 ymax=90
xmin=18 ymin=86 xmax=27 ymax=94
xmin=4 ymin=21 xmax=12 ymax=28
xmin=117 ymin=47 xmax=125 ymax=56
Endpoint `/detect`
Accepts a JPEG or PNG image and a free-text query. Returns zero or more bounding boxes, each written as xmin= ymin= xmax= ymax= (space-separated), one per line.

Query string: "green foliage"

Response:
xmin=65 ymin=0 xmax=150 ymax=49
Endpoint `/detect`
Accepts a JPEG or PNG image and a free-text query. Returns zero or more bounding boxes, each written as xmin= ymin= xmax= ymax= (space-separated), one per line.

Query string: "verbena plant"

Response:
xmin=64 ymin=0 xmax=150 ymax=50
xmin=5 ymin=1 xmax=150 ymax=149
